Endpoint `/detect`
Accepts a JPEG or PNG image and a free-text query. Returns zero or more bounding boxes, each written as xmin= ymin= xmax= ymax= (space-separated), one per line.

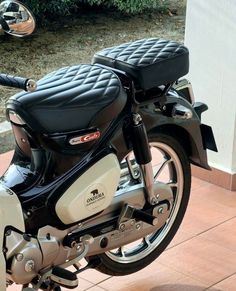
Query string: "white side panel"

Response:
xmin=56 ymin=154 xmax=121 ymax=224
xmin=0 ymin=184 xmax=25 ymax=290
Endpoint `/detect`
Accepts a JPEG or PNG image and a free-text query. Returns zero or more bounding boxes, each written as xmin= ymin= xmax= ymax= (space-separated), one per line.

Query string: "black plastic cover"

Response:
xmin=93 ymin=38 xmax=189 ymax=90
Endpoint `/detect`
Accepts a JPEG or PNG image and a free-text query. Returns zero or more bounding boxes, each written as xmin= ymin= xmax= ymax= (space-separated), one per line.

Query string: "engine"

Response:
xmin=5 ymin=226 xmax=77 ymax=285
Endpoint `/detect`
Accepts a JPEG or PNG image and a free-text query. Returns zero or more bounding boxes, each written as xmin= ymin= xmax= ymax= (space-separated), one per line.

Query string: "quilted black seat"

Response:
xmin=7 ymin=64 xmax=127 ymax=133
xmin=93 ymin=38 xmax=189 ymax=90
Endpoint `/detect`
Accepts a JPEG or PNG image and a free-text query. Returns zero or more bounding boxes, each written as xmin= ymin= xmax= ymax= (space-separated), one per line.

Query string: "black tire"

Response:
xmin=39 ymin=283 xmax=61 ymax=291
xmin=41 ymin=287 xmax=61 ymax=291
xmin=88 ymin=133 xmax=191 ymax=276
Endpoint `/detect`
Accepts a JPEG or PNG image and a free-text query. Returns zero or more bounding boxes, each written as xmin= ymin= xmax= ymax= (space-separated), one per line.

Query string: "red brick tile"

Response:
xmin=167 ymin=228 xmax=195 ymax=249
xmin=191 ymin=183 xmax=236 ymax=210
xmin=98 ymin=262 xmax=208 ymax=291
xmin=79 ymin=268 xmax=111 ymax=285
xmin=200 ymin=217 xmax=236 ymax=252
xmin=158 ymin=236 xmax=236 ymax=285
xmin=209 ymin=273 xmax=236 ymax=291
xmin=191 ymin=176 xmax=210 ymax=191
xmin=180 ymin=185 xmax=236 ymax=235
xmin=85 ymin=286 xmax=107 ymax=291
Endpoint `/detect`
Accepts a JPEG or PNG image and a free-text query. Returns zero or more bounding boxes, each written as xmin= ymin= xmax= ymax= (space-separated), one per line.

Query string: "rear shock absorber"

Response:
xmin=130 ymin=113 xmax=158 ymax=205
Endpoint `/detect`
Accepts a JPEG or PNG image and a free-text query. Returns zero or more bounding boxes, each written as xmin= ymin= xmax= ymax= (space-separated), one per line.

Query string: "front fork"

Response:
xmin=130 ymin=113 xmax=158 ymax=205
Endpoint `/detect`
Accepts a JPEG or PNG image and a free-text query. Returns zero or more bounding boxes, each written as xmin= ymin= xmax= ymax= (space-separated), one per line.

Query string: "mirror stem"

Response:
xmin=0 ymin=15 xmax=10 ymax=32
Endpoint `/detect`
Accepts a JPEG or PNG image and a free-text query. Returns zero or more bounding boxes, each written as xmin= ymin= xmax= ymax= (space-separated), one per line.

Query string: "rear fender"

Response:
xmin=149 ymin=123 xmax=210 ymax=169
xmin=140 ymin=94 xmax=213 ymax=170
xmin=0 ymin=183 xmax=25 ymax=290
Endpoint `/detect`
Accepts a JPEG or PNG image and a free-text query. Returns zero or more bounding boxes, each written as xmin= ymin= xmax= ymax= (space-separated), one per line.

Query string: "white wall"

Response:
xmin=185 ymin=0 xmax=236 ymax=174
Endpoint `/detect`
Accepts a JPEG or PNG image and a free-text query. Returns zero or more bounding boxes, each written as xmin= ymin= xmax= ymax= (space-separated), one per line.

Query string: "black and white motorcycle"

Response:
xmin=0 ymin=1 xmax=217 ymax=290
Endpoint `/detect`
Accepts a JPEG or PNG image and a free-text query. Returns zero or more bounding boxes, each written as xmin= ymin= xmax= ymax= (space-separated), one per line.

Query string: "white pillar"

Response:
xmin=185 ymin=0 xmax=236 ymax=176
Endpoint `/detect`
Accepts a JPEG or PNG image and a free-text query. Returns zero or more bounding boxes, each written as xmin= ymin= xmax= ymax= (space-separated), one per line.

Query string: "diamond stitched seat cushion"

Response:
xmin=7 ymin=64 xmax=126 ymax=133
xmin=93 ymin=38 xmax=189 ymax=90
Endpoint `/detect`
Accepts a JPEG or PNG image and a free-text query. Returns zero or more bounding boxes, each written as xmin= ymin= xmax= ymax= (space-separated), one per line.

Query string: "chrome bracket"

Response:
xmin=141 ymin=162 xmax=159 ymax=205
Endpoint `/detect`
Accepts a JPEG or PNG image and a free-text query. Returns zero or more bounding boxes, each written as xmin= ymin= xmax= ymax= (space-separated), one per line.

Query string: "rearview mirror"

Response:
xmin=0 ymin=0 xmax=36 ymax=37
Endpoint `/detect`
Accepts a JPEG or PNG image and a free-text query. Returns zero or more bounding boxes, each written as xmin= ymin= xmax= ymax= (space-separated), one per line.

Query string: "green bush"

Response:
xmin=87 ymin=0 xmax=166 ymax=14
xmin=22 ymin=0 xmax=167 ymax=20
xmin=22 ymin=0 xmax=78 ymax=18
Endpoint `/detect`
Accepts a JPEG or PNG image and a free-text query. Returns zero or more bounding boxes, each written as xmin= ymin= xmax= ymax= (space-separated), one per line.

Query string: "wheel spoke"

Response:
xmin=117 ymin=246 xmax=125 ymax=257
xmin=144 ymin=235 xmax=151 ymax=247
xmin=167 ymin=181 xmax=178 ymax=188
xmin=154 ymin=157 xmax=173 ymax=180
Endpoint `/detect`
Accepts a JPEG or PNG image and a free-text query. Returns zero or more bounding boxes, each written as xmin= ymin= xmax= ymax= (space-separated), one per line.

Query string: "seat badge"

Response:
xmin=69 ymin=131 xmax=100 ymax=145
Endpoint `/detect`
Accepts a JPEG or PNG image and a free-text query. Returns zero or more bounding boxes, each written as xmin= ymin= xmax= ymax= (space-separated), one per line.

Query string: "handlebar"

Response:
xmin=0 ymin=74 xmax=37 ymax=92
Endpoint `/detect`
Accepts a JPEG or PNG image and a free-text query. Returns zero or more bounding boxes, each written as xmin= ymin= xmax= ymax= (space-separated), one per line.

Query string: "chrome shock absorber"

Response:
xmin=130 ymin=113 xmax=158 ymax=205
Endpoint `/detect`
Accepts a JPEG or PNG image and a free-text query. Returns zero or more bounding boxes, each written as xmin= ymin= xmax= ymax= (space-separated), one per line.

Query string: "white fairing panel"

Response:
xmin=56 ymin=154 xmax=121 ymax=224
xmin=0 ymin=184 xmax=25 ymax=290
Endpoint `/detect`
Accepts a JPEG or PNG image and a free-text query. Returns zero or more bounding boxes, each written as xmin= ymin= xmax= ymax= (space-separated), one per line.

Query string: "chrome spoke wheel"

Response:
xmin=106 ymin=140 xmax=185 ymax=264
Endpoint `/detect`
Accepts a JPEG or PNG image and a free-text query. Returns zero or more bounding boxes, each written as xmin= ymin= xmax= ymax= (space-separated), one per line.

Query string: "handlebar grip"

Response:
xmin=0 ymin=74 xmax=37 ymax=92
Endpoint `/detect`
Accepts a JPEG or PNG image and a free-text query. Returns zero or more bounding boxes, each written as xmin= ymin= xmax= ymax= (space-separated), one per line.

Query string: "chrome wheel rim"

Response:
xmin=106 ymin=141 xmax=184 ymax=263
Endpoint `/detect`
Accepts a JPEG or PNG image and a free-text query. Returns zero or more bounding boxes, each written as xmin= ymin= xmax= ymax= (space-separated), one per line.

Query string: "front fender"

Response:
xmin=0 ymin=183 xmax=25 ymax=290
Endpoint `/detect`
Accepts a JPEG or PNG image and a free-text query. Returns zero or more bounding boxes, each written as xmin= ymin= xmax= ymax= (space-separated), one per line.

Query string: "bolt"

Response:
xmin=71 ymin=241 xmax=78 ymax=248
xmin=16 ymin=253 xmax=24 ymax=262
xmin=134 ymin=170 xmax=140 ymax=177
xmin=23 ymin=234 xmax=31 ymax=242
xmin=133 ymin=113 xmax=142 ymax=125
xmin=130 ymin=220 xmax=135 ymax=226
xmin=25 ymin=260 xmax=35 ymax=272
xmin=119 ymin=223 xmax=126 ymax=231
xmin=151 ymin=197 xmax=158 ymax=205
xmin=81 ymin=235 xmax=94 ymax=245
xmin=136 ymin=223 xmax=141 ymax=230
xmin=5 ymin=230 xmax=11 ymax=236
xmin=186 ymin=111 xmax=193 ymax=119
xmin=76 ymin=244 xmax=82 ymax=250
xmin=158 ymin=207 xmax=164 ymax=214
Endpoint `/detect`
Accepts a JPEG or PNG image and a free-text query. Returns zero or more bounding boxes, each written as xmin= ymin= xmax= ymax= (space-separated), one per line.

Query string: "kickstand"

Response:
xmin=73 ymin=257 xmax=101 ymax=275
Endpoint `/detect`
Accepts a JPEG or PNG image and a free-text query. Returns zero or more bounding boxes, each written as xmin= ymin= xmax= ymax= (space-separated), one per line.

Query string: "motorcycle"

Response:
xmin=0 ymin=1 xmax=217 ymax=290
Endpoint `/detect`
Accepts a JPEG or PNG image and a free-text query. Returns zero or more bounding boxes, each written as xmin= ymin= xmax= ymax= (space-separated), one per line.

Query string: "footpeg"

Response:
xmin=118 ymin=204 xmax=158 ymax=226
xmin=50 ymin=266 xmax=78 ymax=289
xmin=133 ymin=208 xmax=158 ymax=226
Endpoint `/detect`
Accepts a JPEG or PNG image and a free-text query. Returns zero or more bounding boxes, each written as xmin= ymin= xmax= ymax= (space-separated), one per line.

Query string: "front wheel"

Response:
xmin=89 ymin=133 xmax=191 ymax=276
